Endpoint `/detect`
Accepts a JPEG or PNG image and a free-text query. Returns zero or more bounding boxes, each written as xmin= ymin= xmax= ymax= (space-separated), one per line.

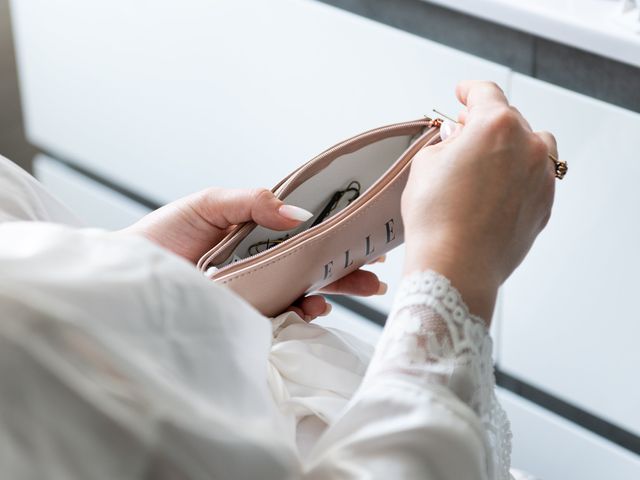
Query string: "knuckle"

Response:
xmin=508 ymin=105 xmax=522 ymax=117
xmin=540 ymin=209 xmax=552 ymax=230
xmin=524 ymin=134 xmax=556 ymax=185
xmin=530 ymin=134 xmax=549 ymax=159
xmin=543 ymin=184 xmax=555 ymax=219
xmin=199 ymin=187 xmax=223 ymax=210
xmin=251 ymin=187 xmax=273 ymax=203
xmin=483 ymin=81 xmax=504 ymax=95
xmin=486 ymin=106 xmax=520 ymax=133
xmin=540 ymin=172 xmax=556 ymax=224
xmin=472 ymin=80 xmax=504 ymax=95
xmin=538 ymin=131 xmax=558 ymax=156
xmin=539 ymin=130 xmax=557 ymax=146
xmin=204 ymin=186 xmax=222 ymax=197
xmin=248 ymin=187 xmax=275 ymax=218
xmin=546 ymin=166 xmax=557 ymax=193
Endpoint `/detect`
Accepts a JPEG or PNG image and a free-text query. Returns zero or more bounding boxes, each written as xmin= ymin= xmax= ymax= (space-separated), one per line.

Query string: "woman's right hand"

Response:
xmin=401 ymin=80 xmax=557 ymax=322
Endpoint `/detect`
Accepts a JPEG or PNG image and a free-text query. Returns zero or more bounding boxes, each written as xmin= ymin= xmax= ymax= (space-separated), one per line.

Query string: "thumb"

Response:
xmin=190 ymin=187 xmax=313 ymax=231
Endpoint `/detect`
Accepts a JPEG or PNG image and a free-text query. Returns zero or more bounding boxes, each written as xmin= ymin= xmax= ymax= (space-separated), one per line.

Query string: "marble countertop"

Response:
xmin=424 ymin=0 xmax=640 ymax=68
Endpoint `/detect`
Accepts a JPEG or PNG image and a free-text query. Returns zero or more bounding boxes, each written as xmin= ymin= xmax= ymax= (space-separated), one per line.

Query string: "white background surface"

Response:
xmin=501 ymin=74 xmax=640 ymax=436
xmin=499 ymin=388 xmax=640 ymax=480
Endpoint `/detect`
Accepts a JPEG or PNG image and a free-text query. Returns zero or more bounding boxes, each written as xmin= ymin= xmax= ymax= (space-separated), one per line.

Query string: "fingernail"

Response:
xmin=376 ymin=282 xmax=388 ymax=295
xmin=304 ymin=315 xmax=313 ymax=322
xmin=439 ymin=120 xmax=456 ymax=141
xmin=279 ymin=204 xmax=313 ymax=222
xmin=320 ymin=303 xmax=332 ymax=316
xmin=367 ymin=255 xmax=386 ymax=265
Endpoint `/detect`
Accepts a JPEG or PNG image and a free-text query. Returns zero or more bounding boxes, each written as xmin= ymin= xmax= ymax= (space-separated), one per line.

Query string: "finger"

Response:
xmin=296 ymin=295 xmax=331 ymax=321
xmin=456 ymin=80 xmax=508 ymax=109
xmin=510 ymin=105 xmax=533 ymax=131
xmin=533 ymin=131 xmax=558 ymax=229
xmin=535 ymin=131 xmax=558 ymax=158
xmin=457 ymin=108 xmax=468 ymax=125
xmin=456 ymin=104 xmax=529 ymax=131
xmin=320 ymin=269 xmax=387 ymax=296
xmin=367 ymin=255 xmax=386 ymax=265
xmin=439 ymin=120 xmax=461 ymax=142
xmin=193 ymin=187 xmax=312 ymax=231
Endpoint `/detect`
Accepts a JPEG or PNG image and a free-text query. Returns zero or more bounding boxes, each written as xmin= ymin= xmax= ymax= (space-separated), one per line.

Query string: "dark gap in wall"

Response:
xmin=534 ymin=39 xmax=640 ymax=113
xmin=531 ymin=37 xmax=538 ymax=79
xmin=40 ymin=148 xmax=163 ymax=210
xmin=315 ymin=0 xmax=640 ymax=114
xmin=496 ymin=369 xmax=640 ymax=455
xmin=317 ymin=0 xmax=535 ymax=74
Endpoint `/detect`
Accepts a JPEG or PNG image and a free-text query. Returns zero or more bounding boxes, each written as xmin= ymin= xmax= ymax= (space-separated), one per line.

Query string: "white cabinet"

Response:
xmin=11 ymin=0 xmax=509 ymax=205
xmin=34 ymin=155 xmax=150 ymax=229
xmin=500 ymin=74 xmax=640 ymax=435
xmin=498 ymin=388 xmax=640 ymax=480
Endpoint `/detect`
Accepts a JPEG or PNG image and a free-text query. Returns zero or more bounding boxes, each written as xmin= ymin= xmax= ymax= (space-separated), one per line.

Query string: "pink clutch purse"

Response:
xmin=197 ymin=117 xmax=443 ymax=316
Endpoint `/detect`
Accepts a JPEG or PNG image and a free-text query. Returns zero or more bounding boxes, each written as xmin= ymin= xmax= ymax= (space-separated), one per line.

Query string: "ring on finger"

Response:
xmin=549 ymin=153 xmax=568 ymax=180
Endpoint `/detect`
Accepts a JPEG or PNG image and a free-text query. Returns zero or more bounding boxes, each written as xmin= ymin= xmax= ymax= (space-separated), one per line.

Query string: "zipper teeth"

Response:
xmin=312 ymin=119 xmax=431 ymax=159
xmin=212 ymin=118 xmax=436 ymax=276
xmin=278 ymin=119 xmax=433 ymax=190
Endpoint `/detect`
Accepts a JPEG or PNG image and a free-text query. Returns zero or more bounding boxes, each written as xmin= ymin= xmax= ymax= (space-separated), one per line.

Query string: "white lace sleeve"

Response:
xmin=364 ymin=270 xmax=513 ymax=480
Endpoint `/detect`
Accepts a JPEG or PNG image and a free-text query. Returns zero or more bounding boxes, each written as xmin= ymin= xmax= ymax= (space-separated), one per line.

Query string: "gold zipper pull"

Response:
xmin=423 ymin=114 xmax=441 ymax=128
xmin=432 ymin=108 xmax=460 ymax=124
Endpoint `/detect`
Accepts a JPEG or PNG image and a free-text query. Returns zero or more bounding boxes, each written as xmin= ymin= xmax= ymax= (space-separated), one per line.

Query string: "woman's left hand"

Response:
xmin=120 ymin=187 xmax=386 ymax=321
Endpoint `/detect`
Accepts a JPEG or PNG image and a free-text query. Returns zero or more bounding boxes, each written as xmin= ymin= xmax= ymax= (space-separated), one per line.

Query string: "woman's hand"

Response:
xmin=402 ymin=81 xmax=557 ymax=322
xmin=121 ymin=188 xmax=386 ymax=320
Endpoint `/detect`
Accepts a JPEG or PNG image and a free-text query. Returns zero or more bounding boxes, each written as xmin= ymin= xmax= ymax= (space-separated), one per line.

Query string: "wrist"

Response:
xmin=403 ymin=239 xmax=499 ymax=324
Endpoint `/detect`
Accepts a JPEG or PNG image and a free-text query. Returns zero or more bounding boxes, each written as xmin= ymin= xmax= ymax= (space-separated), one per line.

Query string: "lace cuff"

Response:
xmin=363 ymin=270 xmax=512 ymax=480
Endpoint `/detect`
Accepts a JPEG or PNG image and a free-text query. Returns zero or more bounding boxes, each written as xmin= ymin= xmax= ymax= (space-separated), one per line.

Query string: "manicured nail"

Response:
xmin=376 ymin=282 xmax=388 ymax=295
xmin=320 ymin=303 xmax=332 ymax=316
xmin=279 ymin=204 xmax=313 ymax=222
xmin=440 ymin=120 xmax=456 ymax=141
xmin=373 ymin=255 xmax=387 ymax=264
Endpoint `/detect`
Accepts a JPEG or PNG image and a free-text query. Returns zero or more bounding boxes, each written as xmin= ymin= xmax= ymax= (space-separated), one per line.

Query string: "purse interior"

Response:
xmin=215 ymin=133 xmax=416 ymax=267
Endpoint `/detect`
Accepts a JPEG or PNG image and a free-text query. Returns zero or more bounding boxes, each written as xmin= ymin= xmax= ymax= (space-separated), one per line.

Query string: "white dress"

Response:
xmin=0 ymin=155 xmax=527 ymax=479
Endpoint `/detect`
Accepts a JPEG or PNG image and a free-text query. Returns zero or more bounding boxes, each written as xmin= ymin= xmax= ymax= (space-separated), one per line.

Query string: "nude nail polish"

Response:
xmin=279 ymin=204 xmax=313 ymax=222
xmin=440 ymin=120 xmax=455 ymax=140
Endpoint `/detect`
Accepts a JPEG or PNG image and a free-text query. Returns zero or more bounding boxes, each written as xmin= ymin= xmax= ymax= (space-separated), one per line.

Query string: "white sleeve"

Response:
xmin=0 ymin=223 xmax=296 ymax=480
xmin=304 ymin=270 xmax=513 ymax=480
xmin=0 ymin=219 xmax=515 ymax=479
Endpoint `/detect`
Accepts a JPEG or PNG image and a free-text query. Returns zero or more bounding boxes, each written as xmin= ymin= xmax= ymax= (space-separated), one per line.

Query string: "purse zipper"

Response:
xmin=208 ymin=117 xmax=441 ymax=277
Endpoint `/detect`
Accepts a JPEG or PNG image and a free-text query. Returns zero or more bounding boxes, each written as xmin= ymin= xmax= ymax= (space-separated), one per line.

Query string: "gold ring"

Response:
xmin=549 ymin=153 xmax=568 ymax=180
